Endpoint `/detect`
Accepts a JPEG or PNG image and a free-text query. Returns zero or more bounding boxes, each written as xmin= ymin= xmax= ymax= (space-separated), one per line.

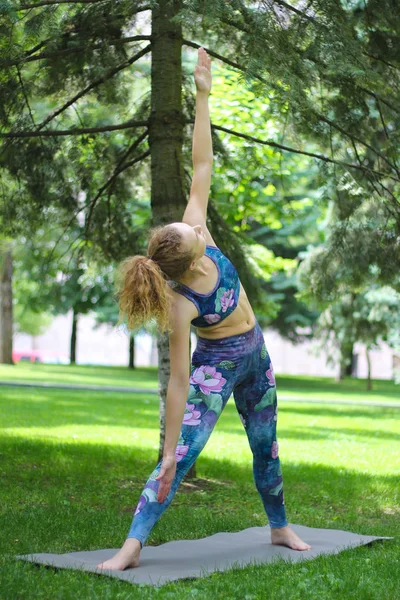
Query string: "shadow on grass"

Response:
xmin=0 ymin=433 xmax=397 ymax=594
xmin=1 ymin=388 xmax=399 ymax=445
xmin=1 ymin=434 xmax=398 ymax=526
xmin=277 ymin=375 xmax=400 ymax=399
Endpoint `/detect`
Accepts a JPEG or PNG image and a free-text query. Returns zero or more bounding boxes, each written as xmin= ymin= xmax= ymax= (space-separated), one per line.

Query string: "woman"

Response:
xmin=98 ymin=48 xmax=311 ymax=571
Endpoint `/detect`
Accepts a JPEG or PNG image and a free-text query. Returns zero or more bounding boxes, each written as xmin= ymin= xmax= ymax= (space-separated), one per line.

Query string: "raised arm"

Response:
xmin=182 ymin=48 xmax=214 ymax=234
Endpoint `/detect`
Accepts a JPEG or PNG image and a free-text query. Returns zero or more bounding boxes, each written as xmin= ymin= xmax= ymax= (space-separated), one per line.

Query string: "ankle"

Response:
xmin=123 ymin=538 xmax=142 ymax=552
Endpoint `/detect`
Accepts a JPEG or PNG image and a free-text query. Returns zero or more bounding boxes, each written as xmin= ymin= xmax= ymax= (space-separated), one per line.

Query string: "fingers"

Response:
xmin=198 ymin=47 xmax=211 ymax=70
xmin=155 ymin=467 xmax=165 ymax=480
xmin=197 ymin=47 xmax=205 ymax=66
xmin=157 ymin=480 xmax=171 ymax=503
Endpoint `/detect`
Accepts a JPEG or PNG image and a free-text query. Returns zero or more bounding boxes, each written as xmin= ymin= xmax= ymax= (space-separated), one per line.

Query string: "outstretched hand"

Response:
xmin=194 ymin=47 xmax=212 ymax=94
xmin=155 ymin=455 xmax=177 ymax=502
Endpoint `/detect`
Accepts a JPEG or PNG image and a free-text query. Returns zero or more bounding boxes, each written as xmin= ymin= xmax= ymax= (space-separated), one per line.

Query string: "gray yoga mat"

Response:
xmin=16 ymin=523 xmax=392 ymax=587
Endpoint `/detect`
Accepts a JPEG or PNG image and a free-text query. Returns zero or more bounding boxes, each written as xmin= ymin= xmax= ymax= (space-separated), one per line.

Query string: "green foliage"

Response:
xmin=1 ymin=0 xmax=400 ymax=347
xmin=13 ymin=305 xmax=53 ymax=337
xmin=12 ymin=224 xmax=117 ymax=325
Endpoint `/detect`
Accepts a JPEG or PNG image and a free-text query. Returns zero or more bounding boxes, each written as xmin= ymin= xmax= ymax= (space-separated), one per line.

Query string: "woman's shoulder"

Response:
xmin=167 ymin=285 xmax=198 ymax=322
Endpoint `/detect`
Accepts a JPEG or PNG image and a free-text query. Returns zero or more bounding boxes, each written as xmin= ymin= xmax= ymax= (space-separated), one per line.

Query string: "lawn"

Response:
xmin=1 ymin=361 xmax=399 ymax=403
xmin=0 ymin=366 xmax=398 ymax=599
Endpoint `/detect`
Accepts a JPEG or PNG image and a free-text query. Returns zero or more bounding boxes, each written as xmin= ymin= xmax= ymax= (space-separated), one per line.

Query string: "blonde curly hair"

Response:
xmin=116 ymin=224 xmax=196 ymax=334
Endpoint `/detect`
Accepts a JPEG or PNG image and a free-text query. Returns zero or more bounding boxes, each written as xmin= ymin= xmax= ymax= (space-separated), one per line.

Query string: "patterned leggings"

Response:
xmin=127 ymin=320 xmax=288 ymax=547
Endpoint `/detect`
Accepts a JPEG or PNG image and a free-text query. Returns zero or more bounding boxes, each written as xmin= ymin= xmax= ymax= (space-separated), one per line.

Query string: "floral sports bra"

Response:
xmin=168 ymin=245 xmax=241 ymax=328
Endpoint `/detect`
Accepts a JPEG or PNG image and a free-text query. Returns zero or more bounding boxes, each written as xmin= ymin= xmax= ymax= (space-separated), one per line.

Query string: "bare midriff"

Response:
xmin=167 ymin=253 xmax=257 ymax=340
xmin=196 ymin=282 xmax=257 ymax=340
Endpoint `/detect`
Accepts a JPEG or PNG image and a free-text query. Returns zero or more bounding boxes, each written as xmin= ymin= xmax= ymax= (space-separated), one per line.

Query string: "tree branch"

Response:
xmin=1 ymin=36 xmax=152 ymax=67
xmin=182 ymin=39 xmax=258 ymax=78
xmin=358 ymin=86 xmax=399 ymax=116
xmin=85 ymin=147 xmax=150 ymax=235
xmin=18 ymin=0 xmax=108 ymax=7
xmin=362 ymin=52 xmax=399 ymax=71
xmin=35 ymin=43 xmax=151 ymax=130
xmin=44 ymin=132 xmax=149 ymax=266
xmin=189 ymin=1 xmax=400 ymax=121
xmin=0 ymin=119 xmax=149 ymax=138
xmin=271 ymin=0 xmax=321 ymax=26
xmin=16 ymin=0 xmax=151 ymax=10
xmin=208 ymin=123 xmax=399 ymax=183
xmin=184 ymin=38 xmax=400 ymax=175
xmin=315 ymin=112 xmax=400 ymax=178
xmin=16 ymin=66 xmax=36 ymax=128
xmin=106 ymin=129 xmax=149 ymax=198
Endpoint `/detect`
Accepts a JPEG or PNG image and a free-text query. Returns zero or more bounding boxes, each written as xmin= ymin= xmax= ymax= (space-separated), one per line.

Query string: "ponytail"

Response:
xmin=116 ymin=254 xmax=172 ymax=334
xmin=115 ymin=224 xmax=195 ymax=334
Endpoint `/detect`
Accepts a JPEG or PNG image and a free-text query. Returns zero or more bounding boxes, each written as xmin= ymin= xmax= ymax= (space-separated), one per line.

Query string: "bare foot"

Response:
xmin=96 ymin=538 xmax=141 ymax=571
xmin=270 ymin=525 xmax=312 ymax=551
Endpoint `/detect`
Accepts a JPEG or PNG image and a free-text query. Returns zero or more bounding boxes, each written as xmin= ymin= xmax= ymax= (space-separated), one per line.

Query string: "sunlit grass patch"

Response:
xmin=0 ymin=373 xmax=398 ymax=599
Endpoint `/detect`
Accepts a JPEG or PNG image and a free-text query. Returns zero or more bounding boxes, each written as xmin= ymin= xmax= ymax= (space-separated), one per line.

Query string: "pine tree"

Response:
xmin=1 ymin=0 xmax=399 ymax=458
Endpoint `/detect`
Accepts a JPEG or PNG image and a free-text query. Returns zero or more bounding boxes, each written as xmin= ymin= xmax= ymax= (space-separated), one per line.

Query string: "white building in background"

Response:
xmin=13 ymin=309 xmax=398 ymax=380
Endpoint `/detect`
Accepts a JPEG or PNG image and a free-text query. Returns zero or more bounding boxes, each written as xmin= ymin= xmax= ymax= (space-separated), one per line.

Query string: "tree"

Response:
xmin=2 ymin=0 xmax=400 ymax=464
xmin=297 ymin=244 xmax=400 ymax=386
xmin=12 ymin=226 xmax=115 ymax=364
xmin=94 ymin=297 xmax=138 ymax=369
xmin=0 ymin=238 xmax=14 ymax=363
xmin=14 ymin=306 xmax=53 ymax=349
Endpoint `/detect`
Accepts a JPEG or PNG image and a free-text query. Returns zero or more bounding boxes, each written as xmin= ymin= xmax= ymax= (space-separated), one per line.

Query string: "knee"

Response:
xmin=250 ymin=436 xmax=277 ymax=458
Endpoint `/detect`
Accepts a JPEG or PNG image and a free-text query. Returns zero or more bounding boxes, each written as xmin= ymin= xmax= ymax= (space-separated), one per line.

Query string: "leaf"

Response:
xmin=254 ymin=387 xmax=276 ymax=412
xmin=203 ymin=393 xmax=223 ymax=416
xmin=261 ymin=343 xmax=269 ymax=360
xmin=216 ymin=360 xmax=236 ymax=369
xmin=269 ymin=482 xmax=283 ymax=496
xmin=143 ymin=488 xmax=157 ymax=503
xmin=187 ymin=385 xmax=204 ymax=404
xmin=214 ymin=287 xmax=227 ymax=312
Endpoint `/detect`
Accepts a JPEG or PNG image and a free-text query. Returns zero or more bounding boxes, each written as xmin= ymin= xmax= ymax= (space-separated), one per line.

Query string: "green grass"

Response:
xmin=0 ymin=362 xmax=159 ymax=388
xmin=0 ymin=367 xmax=399 ymax=599
xmin=1 ymin=362 xmax=399 ymax=403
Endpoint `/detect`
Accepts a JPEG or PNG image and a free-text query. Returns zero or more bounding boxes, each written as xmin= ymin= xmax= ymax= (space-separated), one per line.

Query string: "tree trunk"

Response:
xmin=0 ymin=244 xmax=13 ymax=364
xmin=128 ymin=334 xmax=135 ymax=369
xmin=70 ymin=308 xmax=78 ymax=365
xmin=150 ymin=1 xmax=190 ymax=471
xmin=345 ymin=343 xmax=354 ymax=376
xmin=337 ymin=357 xmax=346 ymax=382
xmin=337 ymin=339 xmax=355 ymax=381
xmin=366 ymin=347 xmax=373 ymax=391
xmin=150 ymin=335 xmax=158 ymax=365
xmin=186 ymin=327 xmax=196 ymax=478
xmin=157 ymin=331 xmax=170 ymax=463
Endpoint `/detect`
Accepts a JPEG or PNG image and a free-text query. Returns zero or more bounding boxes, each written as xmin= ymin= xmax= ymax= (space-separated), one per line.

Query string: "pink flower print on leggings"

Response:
xmin=221 ymin=289 xmax=235 ymax=312
xmin=183 ymin=403 xmax=201 ymax=426
xmin=175 ymin=444 xmax=189 ymax=462
xmin=271 ymin=441 xmax=279 ymax=459
xmin=266 ymin=365 xmax=276 ymax=387
xmin=190 ymin=365 xmax=227 ymax=395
